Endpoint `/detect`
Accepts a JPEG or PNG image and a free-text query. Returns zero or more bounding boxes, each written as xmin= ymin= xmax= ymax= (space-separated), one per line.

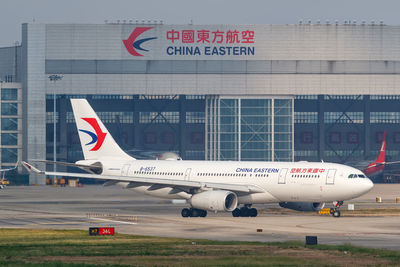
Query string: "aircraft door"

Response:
xmin=278 ymin=168 xmax=288 ymax=184
xmin=326 ymin=169 xmax=336 ymax=185
xmin=184 ymin=168 xmax=192 ymax=181
xmin=121 ymin=164 xmax=130 ymax=176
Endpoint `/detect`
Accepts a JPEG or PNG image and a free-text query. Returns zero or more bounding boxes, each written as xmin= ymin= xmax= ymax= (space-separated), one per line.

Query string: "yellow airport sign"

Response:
xmin=318 ymin=208 xmax=332 ymax=215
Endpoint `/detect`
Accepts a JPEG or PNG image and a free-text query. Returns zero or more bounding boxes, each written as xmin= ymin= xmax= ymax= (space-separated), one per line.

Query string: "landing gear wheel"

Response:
xmin=199 ymin=210 xmax=207 ymax=217
xmin=249 ymin=208 xmax=258 ymax=217
xmin=182 ymin=208 xmax=207 ymax=217
xmin=232 ymin=207 xmax=258 ymax=217
xmin=191 ymin=208 xmax=200 ymax=217
xmin=232 ymin=208 xmax=241 ymax=217
xmin=332 ymin=210 xmax=341 ymax=218
xmin=240 ymin=207 xmax=249 ymax=217
xmin=181 ymin=208 xmax=191 ymax=217
xmin=331 ymin=200 xmax=343 ymax=218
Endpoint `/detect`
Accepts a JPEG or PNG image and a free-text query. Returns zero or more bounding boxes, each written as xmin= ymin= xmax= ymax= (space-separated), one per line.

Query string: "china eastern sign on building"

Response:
xmin=165 ymin=28 xmax=255 ymax=56
xmin=123 ymin=26 xmax=256 ymax=58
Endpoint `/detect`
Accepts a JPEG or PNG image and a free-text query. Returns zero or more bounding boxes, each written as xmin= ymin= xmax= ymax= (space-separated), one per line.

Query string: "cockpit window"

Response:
xmin=348 ymin=173 xmax=366 ymax=178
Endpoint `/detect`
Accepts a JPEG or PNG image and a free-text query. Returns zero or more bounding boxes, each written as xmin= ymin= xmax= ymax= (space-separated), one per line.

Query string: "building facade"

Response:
xmin=0 ymin=82 xmax=22 ymax=171
xmin=2 ymin=22 xmax=400 ymax=183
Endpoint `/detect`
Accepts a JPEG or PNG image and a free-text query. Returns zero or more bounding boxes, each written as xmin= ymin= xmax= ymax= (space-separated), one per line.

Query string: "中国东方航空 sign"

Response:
xmin=165 ymin=28 xmax=255 ymax=56
xmin=123 ymin=26 xmax=256 ymax=57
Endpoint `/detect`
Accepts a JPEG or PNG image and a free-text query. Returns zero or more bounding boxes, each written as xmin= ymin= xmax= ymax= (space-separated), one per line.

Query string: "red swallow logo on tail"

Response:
xmin=79 ymin=118 xmax=107 ymax=151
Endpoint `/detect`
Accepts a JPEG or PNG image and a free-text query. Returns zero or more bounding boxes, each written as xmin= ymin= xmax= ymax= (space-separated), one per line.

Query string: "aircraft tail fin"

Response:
xmin=375 ymin=131 xmax=387 ymax=164
xmin=365 ymin=131 xmax=386 ymax=171
xmin=70 ymin=99 xmax=132 ymax=160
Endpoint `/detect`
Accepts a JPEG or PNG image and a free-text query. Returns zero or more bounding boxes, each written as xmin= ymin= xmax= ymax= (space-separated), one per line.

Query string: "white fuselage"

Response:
xmin=95 ymin=158 xmax=374 ymax=205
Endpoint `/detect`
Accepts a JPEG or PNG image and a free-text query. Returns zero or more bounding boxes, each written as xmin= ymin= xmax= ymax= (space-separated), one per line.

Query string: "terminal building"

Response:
xmin=1 ymin=22 xmax=400 ymax=184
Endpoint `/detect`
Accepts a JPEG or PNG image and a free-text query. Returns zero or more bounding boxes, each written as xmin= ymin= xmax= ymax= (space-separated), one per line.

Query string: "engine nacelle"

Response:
xmin=157 ymin=152 xmax=182 ymax=160
xmin=279 ymin=202 xmax=325 ymax=212
xmin=189 ymin=190 xmax=238 ymax=212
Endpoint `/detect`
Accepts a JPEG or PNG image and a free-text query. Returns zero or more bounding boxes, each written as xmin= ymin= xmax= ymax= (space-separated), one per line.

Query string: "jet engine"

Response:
xmin=189 ymin=190 xmax=238 ymax=212
xmin=157 ymin=152 xmax=182 ymax=160
xmin=279 ymin=202 xmax=325 ymax=212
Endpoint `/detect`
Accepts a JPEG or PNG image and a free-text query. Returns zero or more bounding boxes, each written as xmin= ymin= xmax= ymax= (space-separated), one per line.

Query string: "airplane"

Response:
xmin=363 ymin=131 xmax=387 ymax=177
xmin=0 ymin=162 xmax=19 ymax=189
xmin=351 ymin=131 xmax=400 ymax=178
xmin=23 ymin=99 xmax=374 ymax=218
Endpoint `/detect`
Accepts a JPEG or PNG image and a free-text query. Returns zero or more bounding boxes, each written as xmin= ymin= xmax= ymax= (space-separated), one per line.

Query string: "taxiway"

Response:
xmin=0 ymin=184 xmax=399 ymax=250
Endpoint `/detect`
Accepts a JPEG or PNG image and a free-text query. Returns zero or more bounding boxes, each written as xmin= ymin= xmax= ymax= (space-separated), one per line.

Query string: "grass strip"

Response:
xmin=0 ymin=228 xmax=398 ymax=266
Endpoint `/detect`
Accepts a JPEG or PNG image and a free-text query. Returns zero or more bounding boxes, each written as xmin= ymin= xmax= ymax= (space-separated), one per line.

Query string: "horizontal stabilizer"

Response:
xmin=22 ymin=161 xmax=43 ymax=174
xmin=31 ymin=159 xmax=103 ymax=175
xmin=31 ymin=159 xmax=102 ymax=171
xmin=0 ymin=162 xmax=19 ymax=172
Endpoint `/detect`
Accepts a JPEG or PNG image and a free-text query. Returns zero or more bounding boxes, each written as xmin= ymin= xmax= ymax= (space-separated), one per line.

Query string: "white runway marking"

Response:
xmin=93 ymin=217 xmax=137 ymax=225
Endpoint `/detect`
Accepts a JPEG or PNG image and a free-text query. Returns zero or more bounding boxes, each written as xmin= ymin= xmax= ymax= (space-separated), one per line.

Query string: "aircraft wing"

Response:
xmin=0 ymin=162 xmax=19 ymax=172
xmin=383 ymin=161 xmax=400 ymax=165
xmin=364 ymin=160 xmax=400 ymax=170
xmin=22 ymin=161 xmax=264 ymax=194
xmin=364 ymin=162 xmax=384 ymax=169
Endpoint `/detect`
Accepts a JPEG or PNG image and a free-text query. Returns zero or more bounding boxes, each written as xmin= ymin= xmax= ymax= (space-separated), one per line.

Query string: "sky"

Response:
xmin=1 ymin=0 xmax=400 ymax=47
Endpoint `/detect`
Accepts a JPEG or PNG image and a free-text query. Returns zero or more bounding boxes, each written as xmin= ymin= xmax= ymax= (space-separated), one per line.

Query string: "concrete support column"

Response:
xmin=59 ymin=96 xmax=68 ymax=167
xmin=179 ymin=95 xmax=186 ymax=158
xmin=133 ymin=95 xmax=141 ymax=150
xmin=318 ymin=95 xmax=325 ymax=160
xmin=364 ymin=95 xmax=371 ymax=158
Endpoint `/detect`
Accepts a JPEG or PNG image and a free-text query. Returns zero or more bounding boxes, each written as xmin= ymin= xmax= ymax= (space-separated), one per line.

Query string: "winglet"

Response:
xmin=22 ymin=161 xmax=43 ymax=174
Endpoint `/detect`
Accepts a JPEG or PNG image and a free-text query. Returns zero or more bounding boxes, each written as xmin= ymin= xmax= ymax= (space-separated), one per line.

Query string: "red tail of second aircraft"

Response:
xmin=364 ymin=131 xmax=386 ymax=176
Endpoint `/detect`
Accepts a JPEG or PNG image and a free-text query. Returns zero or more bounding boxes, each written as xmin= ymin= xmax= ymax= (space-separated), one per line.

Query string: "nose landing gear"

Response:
xmin=331 ymin=201 xmax=343 ymax=218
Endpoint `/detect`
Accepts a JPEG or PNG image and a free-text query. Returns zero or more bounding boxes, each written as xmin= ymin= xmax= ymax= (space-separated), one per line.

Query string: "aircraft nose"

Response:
xmin=363 ymin=178 xmax=374 ymax=193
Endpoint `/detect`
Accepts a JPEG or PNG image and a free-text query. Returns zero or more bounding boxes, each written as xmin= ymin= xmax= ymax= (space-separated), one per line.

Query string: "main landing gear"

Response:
xmin=232 ymin=205 xmax=258 ymax=217
xmin=181 ymin=208 xmax=207 ymax=217
xmin=331 ymin=201 xmax=343 ymax=218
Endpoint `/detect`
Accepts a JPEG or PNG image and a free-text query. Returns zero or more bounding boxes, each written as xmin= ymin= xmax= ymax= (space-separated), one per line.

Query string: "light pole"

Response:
xmin=48 ymin=74 xmax=63 ymax=182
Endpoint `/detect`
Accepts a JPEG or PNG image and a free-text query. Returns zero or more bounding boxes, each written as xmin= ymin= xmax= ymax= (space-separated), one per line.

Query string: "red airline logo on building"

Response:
xmin=123 ymin=27 xmax=256 ymax=57
xmin=123 ymin=27 xmax=157 ymax=56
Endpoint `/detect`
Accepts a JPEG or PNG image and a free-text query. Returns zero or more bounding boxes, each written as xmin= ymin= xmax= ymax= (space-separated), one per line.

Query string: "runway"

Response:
xmin=0 ymin=184 xmax=399 ymax=250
